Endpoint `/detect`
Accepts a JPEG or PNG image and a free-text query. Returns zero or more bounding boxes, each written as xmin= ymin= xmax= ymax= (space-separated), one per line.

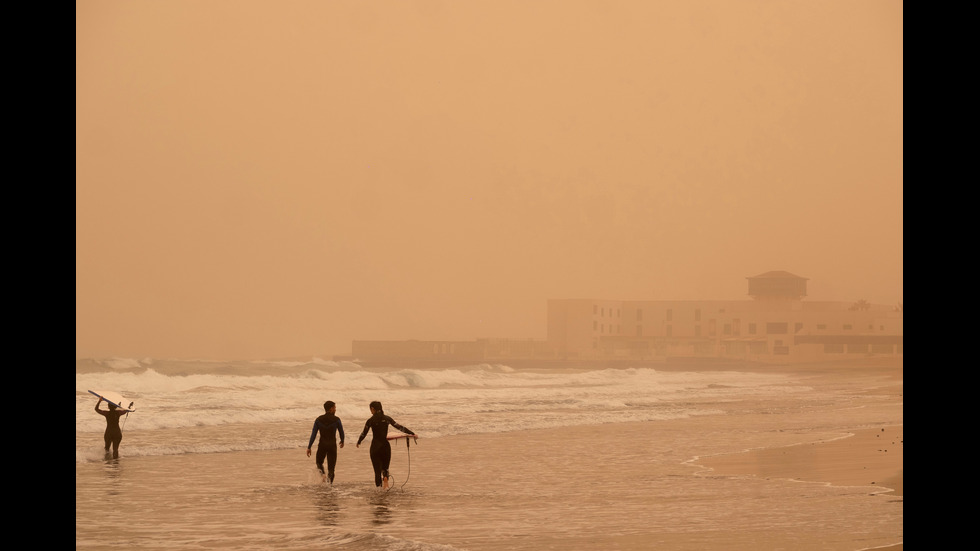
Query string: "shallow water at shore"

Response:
xmin=77 ymin=360 xmax=902 ymax=550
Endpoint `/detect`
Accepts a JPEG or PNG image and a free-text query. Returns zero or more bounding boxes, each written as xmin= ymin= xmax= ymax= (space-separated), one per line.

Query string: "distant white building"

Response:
xmin=547 ymin=271 xmax=903 ymax=362
xmin=352 ymin=271 xmax=903 ymax=364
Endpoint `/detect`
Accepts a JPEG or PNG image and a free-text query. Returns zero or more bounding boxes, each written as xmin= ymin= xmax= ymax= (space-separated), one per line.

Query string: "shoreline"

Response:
xmin=78 ymin=356 xmax=902 ymax=550
xmin=696 ymin=425 xmax=903 ymax=497
xmin=698 ymin=356 xmax=902 ymax=495
xmin=692 ymin=357 xmax=903 ymax=550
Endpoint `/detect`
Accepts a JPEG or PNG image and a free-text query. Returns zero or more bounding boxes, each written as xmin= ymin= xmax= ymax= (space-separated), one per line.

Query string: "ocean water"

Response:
xmin=76 ymin=357 xmax=903 ymax=550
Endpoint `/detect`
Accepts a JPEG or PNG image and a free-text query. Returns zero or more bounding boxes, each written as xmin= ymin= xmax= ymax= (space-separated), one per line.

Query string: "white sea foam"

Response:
xmin=76 ymin=358 xmax=804 ymax=460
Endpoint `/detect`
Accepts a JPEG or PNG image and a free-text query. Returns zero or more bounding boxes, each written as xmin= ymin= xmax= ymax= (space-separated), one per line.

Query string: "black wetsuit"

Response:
xmin=356 ymin=411 xmax=415 ymax=487
xmin=308 ymin=414 xmax=345 ymax=482
xmin=96 ymin=405 xmax=125 ymax=458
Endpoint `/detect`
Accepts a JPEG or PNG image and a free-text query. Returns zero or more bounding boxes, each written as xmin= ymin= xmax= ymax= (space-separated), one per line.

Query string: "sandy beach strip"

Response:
xmin=696 ymin=424 xmax=903 ymax=496
xmin=691 ymin=358 xmax=903 ymax=550
xmin=694 ymin=425 xmax=903 ymax=551
xmin=695 ymin=358 xmax=903 ymax=496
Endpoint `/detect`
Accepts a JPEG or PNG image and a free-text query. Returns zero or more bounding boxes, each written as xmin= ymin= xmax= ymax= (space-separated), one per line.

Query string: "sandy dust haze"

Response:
xmin=76 ymin=1 xmax=903 ymax=360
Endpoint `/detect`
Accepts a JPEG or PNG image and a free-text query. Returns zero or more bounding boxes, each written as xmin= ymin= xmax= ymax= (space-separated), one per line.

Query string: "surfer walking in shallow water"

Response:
xmin=356 ymin=401 xmax=415 ymax=490
xmin=95 ymin=397 xmax=125 ymax=459
xmin=306 ymin=400 xmax=345 ymax=483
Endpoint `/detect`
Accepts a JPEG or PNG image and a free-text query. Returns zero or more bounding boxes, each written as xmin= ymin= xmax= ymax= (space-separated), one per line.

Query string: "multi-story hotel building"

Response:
xmin=352 ymin=271 xmax=903 ymax=364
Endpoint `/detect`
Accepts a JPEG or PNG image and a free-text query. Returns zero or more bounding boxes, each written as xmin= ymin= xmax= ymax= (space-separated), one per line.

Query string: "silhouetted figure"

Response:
xmin=95 ymin=398 xmax=125 ymax=459
xmin=307 ymin=400 xmax=345 ymax=483
xmin=356 ymin=401 xmax=415 ymax=489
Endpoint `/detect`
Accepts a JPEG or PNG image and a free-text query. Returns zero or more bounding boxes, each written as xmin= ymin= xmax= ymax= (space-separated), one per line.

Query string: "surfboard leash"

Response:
xmin=384 ymin=436 xmax=416 ymax=491
xmin=400 ymin=435 xmax=417 ymax=489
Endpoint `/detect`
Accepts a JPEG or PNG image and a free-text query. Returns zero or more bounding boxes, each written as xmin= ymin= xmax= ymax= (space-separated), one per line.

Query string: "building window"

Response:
xmin=748 ymin=323 xmax=757 ymax=335
xmin=695 ymin=325 xmax=701 ymax=337
xmin=593 ymin=320 xmax=598 ymax=330
xmin=723 ymin=323 xmax=732 ymax=335
xmin=817 ymin=324 xmax=827 ymax=330
xmin=695 ymin=309 xmax=701 ymax=322
xmin=847 ymin=344 xmax=869 ymax=354
xmin=637 ymin=310 xmax=643 ymax=321
xmin=733 ymin=319 xmax=740 ymax=336
xmin=766 ymin=322 xmax=788 ymax=334
xmin=666 ymin=309 xmax=673 ymax=322
xmin=772 ymin=339 xmax=789 ymax=354
xmin=843 ymin=324 xmax=852 ymax=330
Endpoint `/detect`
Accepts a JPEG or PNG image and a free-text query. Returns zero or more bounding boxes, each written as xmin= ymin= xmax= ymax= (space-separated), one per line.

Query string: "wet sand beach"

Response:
xmin=690 ymin=358 xmax=903 ymax=550
xmin=76 ymin=357 xmax=902 ymax=550
xmin=694 ymin=357 xmax=903 ymax=495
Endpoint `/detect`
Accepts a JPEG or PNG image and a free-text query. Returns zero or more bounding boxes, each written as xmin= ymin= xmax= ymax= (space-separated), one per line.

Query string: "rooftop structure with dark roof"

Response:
xmin=746 ymin=271 xmax=808 ymax=300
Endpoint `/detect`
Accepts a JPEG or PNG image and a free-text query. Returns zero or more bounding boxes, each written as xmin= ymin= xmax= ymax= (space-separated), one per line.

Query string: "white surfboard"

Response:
xmin=88 ymin=389 xmax=136 ymax=413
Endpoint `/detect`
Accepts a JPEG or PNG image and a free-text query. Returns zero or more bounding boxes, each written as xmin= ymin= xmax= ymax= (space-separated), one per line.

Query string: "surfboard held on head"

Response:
xmin=88 ymin=389 xmax=136 ymax=413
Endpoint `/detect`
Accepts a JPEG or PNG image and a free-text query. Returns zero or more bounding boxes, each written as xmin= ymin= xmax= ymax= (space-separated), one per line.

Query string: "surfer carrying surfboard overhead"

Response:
xmin=94 ymin=397 xmax=126 ymax=459
xmin=307 ymin=400 xmax=345 ymax=483
xmin=356 ymin=401 xmax=416 ymax=490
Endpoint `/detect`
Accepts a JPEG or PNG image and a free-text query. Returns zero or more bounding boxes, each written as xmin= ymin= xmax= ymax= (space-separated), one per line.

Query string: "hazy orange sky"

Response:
xmin=76 ymin=0 xmax=903 ymax=361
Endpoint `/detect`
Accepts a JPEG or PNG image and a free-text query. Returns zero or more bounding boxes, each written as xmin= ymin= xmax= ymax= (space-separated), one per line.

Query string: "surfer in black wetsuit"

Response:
xmin=95 ymin=398 xmax=125 ymax=459
xmin=356 ymin=401 xmax=415 ymax=489
xmin=306 ymin=401 xmax=345 ymax=483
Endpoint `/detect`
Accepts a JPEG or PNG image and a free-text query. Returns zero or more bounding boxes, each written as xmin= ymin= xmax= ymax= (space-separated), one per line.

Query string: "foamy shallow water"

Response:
xmin=77 ymin=358 xmax=902 ymax=550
